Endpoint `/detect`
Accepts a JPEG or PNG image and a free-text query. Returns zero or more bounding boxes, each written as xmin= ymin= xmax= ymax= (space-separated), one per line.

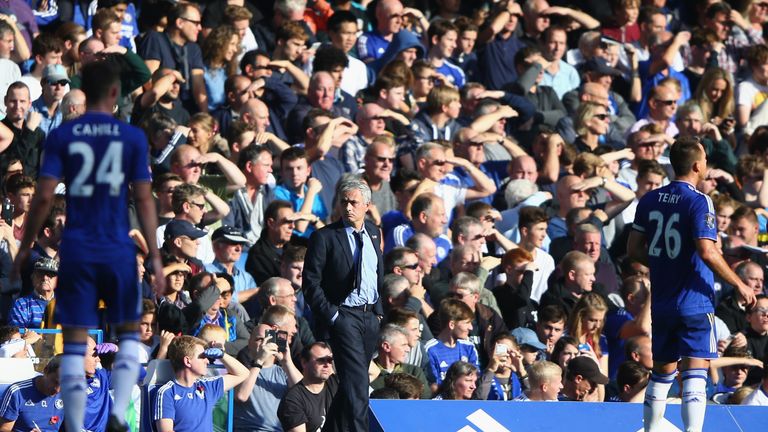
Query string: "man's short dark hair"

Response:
xmin=705 ymin=2 xmax=731 ymax=20
xmin=302 ymin=107 xmax=335 ymax=132
xmin=81 ymin=60 xmax=120 ymax=103
xmin=390 ymin=168 xmax=421 ymax=193
xmin=32 ymin=33 xmax=64 ymax=57
xmin=327 ymin=10 xmax=357 ymax=34
xmin=410 ymin=193 xmax=438 ymax=221
xmin=264 ymin=200 xmax=293 ymax=225
xmin=669 ymin=137 xmax=703 ymax=176
xmin=518 ymin=206 xmax=548 ymax=230
xmin=5 ymin=174 xmax=35 ymax=195
xmin=313 ymin=45 xmax=349 ymax=72
xmin=0 ymin=325 xmax=19 ymax=344
xmin=300 ymin=341 xmax=332 ymax=362
xmin=638 ymin=6 xmax=663 ymax=26
xmin=538 ymin=305 xmax=567 ymax=324
xmin=385 ymin=247 xmax=417 ymax=273
xmin=616 ymin=361 xmax=650 ymax=392
xmin=428 ymin=19 xmax=458 ymax=45
xmin=239 ymin=49 xmax=270 ymax=75
xmin=237 ymin=144 xmax=270 ymax=171
xmin=280 ymin=146 xmax=308 ymax=167
xmin=384 ymin=373 xmax=424 ymax=399
xmin=730 ymin=205 xmax=758 ymax=226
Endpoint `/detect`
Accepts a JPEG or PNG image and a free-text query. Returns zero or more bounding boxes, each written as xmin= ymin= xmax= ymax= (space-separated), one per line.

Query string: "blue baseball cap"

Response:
xmin=510 ymin=327 xmax=547 ymax=351
xmin=164 ymin=220 xmax=207 ymax=242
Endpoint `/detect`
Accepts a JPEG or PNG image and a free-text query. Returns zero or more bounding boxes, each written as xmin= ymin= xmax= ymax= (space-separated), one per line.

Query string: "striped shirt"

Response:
xmin=8 ymin=294 xmax=51 ymax=328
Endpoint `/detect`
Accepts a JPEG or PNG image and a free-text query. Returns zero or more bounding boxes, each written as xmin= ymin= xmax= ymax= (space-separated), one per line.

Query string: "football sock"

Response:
xmin=111 ymin=333 xmax=141 ymax=425
xmin=61 ymin=342 xmax=88 ymax=432
xmin=681 ymin=369 xmax=708 ymax=432
xmin=643 ymin=370 xmax=677 ymax=432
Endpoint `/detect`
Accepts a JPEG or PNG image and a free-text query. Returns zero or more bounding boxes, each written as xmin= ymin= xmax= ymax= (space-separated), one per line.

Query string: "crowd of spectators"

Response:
xmin=0 ymin=0 xmax=767 ymax=429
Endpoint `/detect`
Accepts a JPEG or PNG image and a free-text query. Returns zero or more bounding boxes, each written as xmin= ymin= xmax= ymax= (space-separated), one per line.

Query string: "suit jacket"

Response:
xmin=303 ymin=220 xmax=384 ymax=340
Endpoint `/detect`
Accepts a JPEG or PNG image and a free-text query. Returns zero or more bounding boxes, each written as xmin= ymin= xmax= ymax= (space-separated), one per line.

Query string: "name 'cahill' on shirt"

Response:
xmin=657 ymin=193 xmax=681 ymax=204
xmin=72 ymin=124 xmax=121 ymax=136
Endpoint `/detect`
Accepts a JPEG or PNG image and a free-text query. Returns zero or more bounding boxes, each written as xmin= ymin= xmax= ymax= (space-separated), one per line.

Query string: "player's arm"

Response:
xmin=220 ymin=352 xmax=250 ymax=392
xmin=0 ymin=419 xmax=14 ymax=431
xmin=626 ymin=229 xmax=649 ymax=266
xmin=696 ymin=238 xmax=757 ymax=307
xmin=133 ymin=181 xmax=165 ymax=294
xmin=155 ymin=418 xmax=174 ymax=432
xmin=286 ymin=425 xmax=307 ymax=432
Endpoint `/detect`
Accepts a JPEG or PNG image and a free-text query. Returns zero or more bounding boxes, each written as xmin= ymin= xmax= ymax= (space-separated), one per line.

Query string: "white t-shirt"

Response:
xmin=737 ymin=77 xmax=768 ymax=111
xmin=742 ymin=386 xmax=768 ymax=406
xmin=531 ymin=247 xmax=555 ymax=304
xmin=0 ymin=59 xmax=21 ymax=117
xmin=433 ymin=183 xmax=467 ymax=217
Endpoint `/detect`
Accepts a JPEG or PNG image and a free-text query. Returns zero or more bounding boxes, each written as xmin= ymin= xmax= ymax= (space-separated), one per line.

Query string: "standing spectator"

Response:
xmin=277 ymin=342 xmax=339 ymax=431
xmin=369 ymin=324 xmax=431 ymax=398
xmin=153 ymin=336 xmax=249 ymax=432
xmin=302 ymin=178 xmax=383 ymax=431
xmin=425 ymin=298 xmax=479 ymax=388
xmin=223 ymin=144 xmax=274 ymax=246
xmin=205 ymin=226 xmax=257 ymax=305
xmin=560 ymin=356 xmax=609 ymax=401
xmin=357 ymin=0 xmax=404 ymax=63
xmin=515 ymin=360 xmax=563 ymax=401
xmin=138 ymin=3 xmax=208 ymax=113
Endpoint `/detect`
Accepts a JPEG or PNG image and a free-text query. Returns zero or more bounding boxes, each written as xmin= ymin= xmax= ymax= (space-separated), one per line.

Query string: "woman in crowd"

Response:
xmin=434 ymin=361 xmax=479 ymax=400
xmin=202 ymin=25 xmax=241 ymax=112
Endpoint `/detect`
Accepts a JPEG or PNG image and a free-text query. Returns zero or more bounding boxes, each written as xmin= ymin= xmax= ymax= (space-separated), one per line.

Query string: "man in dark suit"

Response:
xmin=303 ymin=178 xmax=383 ymax=432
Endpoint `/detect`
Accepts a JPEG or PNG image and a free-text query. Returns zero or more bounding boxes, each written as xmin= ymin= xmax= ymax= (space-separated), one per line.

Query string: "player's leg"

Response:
xmin=61 ymin=326 xmax=90 ymax=432
xmin=109 ymin=321 xmax=141 ymax=431
xmin=678 ymin=313 xmax=718 ymax=432
xmin=644 ymin=360 xmax=678 ymax=432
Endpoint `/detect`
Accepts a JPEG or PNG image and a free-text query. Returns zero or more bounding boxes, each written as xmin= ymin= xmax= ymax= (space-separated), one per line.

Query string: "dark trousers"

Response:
xmin=325 ymin=307 xmax=379 ymax=432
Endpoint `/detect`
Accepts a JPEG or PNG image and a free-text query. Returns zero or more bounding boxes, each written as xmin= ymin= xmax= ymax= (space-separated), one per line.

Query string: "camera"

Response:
xmin=2 ymin=199 xmax=13 ymax=225
xmin=266 ymin=329 xmax=289 ymax=353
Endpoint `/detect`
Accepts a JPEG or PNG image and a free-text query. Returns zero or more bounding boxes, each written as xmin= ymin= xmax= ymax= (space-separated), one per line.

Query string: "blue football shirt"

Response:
xmin=153 ymin=376 xmax=224 ymax=432
xmin=39 ymin=112 xmax=151 ymax=259
xmin=424 ymin=338 xmax=479 ymax=385
xmin=632 ymin=181 xmax=717 ymax=316
xmin=84 ymin=368 xmax=112 ymax=432
xmin=0 ymin=378 xmax=65 ymax=431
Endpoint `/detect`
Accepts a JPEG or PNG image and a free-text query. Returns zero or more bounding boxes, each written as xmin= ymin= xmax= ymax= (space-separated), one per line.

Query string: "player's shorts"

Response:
xmin=651 ymin=311 xmax=718 ymax=363
xmin=55 ymin=249 xmax=141 ymax=328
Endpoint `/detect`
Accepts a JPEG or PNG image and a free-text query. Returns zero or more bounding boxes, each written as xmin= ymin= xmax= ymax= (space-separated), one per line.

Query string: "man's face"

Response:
xmin=632 ymin=133 xmax=662 ymax=161
xmin=423 ymin=201 xmax=448 ymax=238
xmin=270 ymin=207 xmax=296 ymax=243
xmin=84 ymin=338 xmax=99 ymax=376
xmin=175 ymin=236 xmax=199 ymax=259
xmin=527 ymin=0 xmax=551 ymax=34
xmin=282 ymin=157 xmax=310 ymax=189
xmin=364 ymin=143 xmax=394 ymax=181
xmin=380 ymin=1 xmax=404 ymax=34
xmin=708 ymin=12 xmax=731 ymax=41
xmin=282 ymin=37 xmax=305 ymax=62
xmin=575 ymin=232 xmax=601 ymax=262
xmin=249 ymin=151 xmax=273 ymax=186
xmin=248 ymin=54 xmax=273 ymax=80
xmin=382 ymin=86 xmax=406 ymax=110
xmin=543 ymin=374 xmax=564 ymax=400
xmin=643 ymin=13 xmax=666 ymax=37
xmin=40 ymin=50 xmax=63 ymax=67
xmin=454 ymin=248 xmax=480 ymax=274
xmin=179 ymin=9 xmax=202 ymax=43
xmin=573 ymin=261 xmax=596 ymax=292
xmin=678 ymin=110 xmax=703 ymax=136
xmin=384 ymin=333 xmax=411 ymax=364
xmin=273 ymin=279 xmax=297 ymax=311
xmin=397 ymin=252 xmax=423 ymax=286
xmin=558 ymin=177 xmax=589 ymax=211
xmin=417 ymin=242 xmax=437 ymax=274
xmin=421 ymin=148 xmax=449 ymax=181
xmin=742 ymin=265 xmax=765 ymax=295
xmin=573 ymin=377 xmax=597 ymax=401
xmin=730 ymin=217 xmax=759 ymax=245
xmin=5 ymin=87 xmax=30 ymax=123
xmin=403 ymin=317 xmax=421 ymax=347
xmin=723 ymin=364 xmax=750 ymax=388
xmin=636 ymin=173 xmax=664 ymax=199
xmin=451 ymin=318 xmax=473 ymax=339
xmin=139 ymin=313 xmax=154 ymax=343
xmin=233 ymin=19 xmax=249 ymax=40
xmin=32 ymin=270 xmax=57 ymax=296
xmin=187 ymin=344 xmax=209 ymax=376
xmin=458 ymin=30 xmax=477 ymax=55
xmin=174 ymin=149 xmax=202 ymax=184
xmin=650 ymin=88 xmax=678 ymax=120
xmin=449 ymin=286 xmax=478 ymax=311
xmin=340 ymin=188 xmax=370 ymax=227
xmin=536 ymin=320 xmax=565 ymax=352
xmin=213 ymin=240 xmax=242 ymax=264
xmin=10 ymin=187 xmax=33 ymax=213
xmin=358 ymin=104 xmax=387 ymax=138
xmin=522 ymin=222 xmax=548 ymax=249
xmin=545 ymin=29 xmax=567 ymax=61
xmin=310 ymin=76 xmax=335 ymax=110
xmin=102 ymin=21 xmax=122 ymax=47
xmin=435 ymin=30 xmax=457 ymax=59
xmin=278 ymin=314 xmax=298 ymax=344
xmin=281 ymin=259 xmax=303 ymax=291
xmin=748 ymin=299 xmax=768 ymax=333
xmin=0 ymin=32 xmax=14 ymax=58
xmin=397 ymin=47 xmax=418 ymax=66
xmin=510 ymin=157 xmax=538 ymax=183
xmin=463 ymin=223 xmax=486 ymax=254
xmin=304 ymin=345 xmax=334 ymax=381
xmin=330 ymin=21 xmax=358 ymax=53
xmin=184 ymin=193 xmax=206 ymax=224
xmin=229 ymin=77 xmax=252 ymax=108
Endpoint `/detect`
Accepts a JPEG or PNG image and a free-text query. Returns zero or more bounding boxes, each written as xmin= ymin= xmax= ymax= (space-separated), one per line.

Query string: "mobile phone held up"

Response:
xmin=266 ymin=329 xmax=289 ymax=353
xmin=2 ymin=198 xmax=13 ymax=225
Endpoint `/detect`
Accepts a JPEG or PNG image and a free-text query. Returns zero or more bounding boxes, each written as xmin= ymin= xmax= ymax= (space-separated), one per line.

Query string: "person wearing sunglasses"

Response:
xmin=29 ymin=64 xmax=68 ymax=136
xmin=629 ymin=83 xmax=680 ymax=138
xmin=278 ymin=342 xmax=339 ymax=430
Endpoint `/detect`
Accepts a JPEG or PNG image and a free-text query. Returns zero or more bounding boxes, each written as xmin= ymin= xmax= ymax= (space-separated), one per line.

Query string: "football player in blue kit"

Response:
xmin=628 ymin=138 xmax=757 ymax=432
xmin=14 ymin=60 xmax=165 ymax=432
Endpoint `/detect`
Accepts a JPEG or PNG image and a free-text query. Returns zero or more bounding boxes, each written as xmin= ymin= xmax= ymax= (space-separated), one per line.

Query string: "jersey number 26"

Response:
xmin=647 ymin=210 xmax=681 ymax=259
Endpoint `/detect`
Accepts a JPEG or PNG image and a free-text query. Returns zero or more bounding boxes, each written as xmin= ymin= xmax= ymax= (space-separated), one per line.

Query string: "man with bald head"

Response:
xmin=717 ymin=260 xmax=765 ymax=334
xmin=286 ymin=71 xmax=355 ymax=144
xmin=509 ymin=155 xmax=538 ymax=184
xmin=341 ymin=103 xmax=388 ymax=173
xmin=60 ymin=89 xmax=85 ymax=121
xmin=362 ymin=137 xmax=397 ymax=215
xmin=358 ymin=0 xmax=405 ymax=63
xmin=548 ymin=175 xmax=590 ymax=240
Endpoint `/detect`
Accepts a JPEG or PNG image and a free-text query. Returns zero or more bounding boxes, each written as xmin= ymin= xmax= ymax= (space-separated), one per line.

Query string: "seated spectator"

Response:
xmin=412 ymin=86 xmax=462 ymax=145
xmin=246 ymin=200 xmax=303 ymax=286
xmin=425 ymin=298 xmax=479 ymax=388
xmin=385 ymin=193 xmax=450 ymax=260
xmin=4 ymin=173 xmax=34 ymax=245
xmin=433 ymin=361 xmax=478 ymax=400
xmin=516 ymin=206 xmax=556 ymax=304
xmin=277 ymin=342 xmax=339 ymax=432
xmin=1 ymin=82 xmax=45 ymax=178
xmin=8 ymin=257 xmax=57 ymax=329
xmin=568 ymin=293 xmax=610 ymax=396
xmin=694 ymin=67 xmax=735 ymax=125
xmin=629 ymin=84 xmax=679 ymax=137
xmin=0 ymin=355 xmax=64 ymax=431
xmin=477 ymin=333 xmax=525 ymax=400
xmin=153 ymin=335 xmax=249 ymax=432
xmin=233 ymin=318 xmax=302 ymax=431
xmin=611 ymin=360 xmax=650 ymax=402
xmin=535 ymin=305 xmax=567 ymax=359
xmin=382 ymin=373 xmax=425 ymax=399
xmin=616 ymin=125 xmax=671 ymax=191
xmin=357 ymin=0 xmax=405 ymax=63
xmin=273 ymin=147 xmax=327 ymax=237
xmin=548 ymin=175 xmax=591 ymax=240
xmin=737 ymin=44 xmax=768 ymax=135
xmin=255 ymin=277 xmax=314 ymax=349
xmin=161 ymin=219 xmax=207 ymax=274
xmin=324 ymin=11 xmax=368 ymax=96
xmin=676 ymin=102 xmax=737 ymax=174
xmin=512 ymin=46 xmax=567 ymax=130
xmin=717 ymin=261 xmax=765 ymax=334
xmin=138 ymin=299 xmax=159 ymax=364
xmin=540 ymin=251 xmax=601 ymax=318
xmin=572 ymin=223 xmax=623 ymax=296
xmin=0 ymin=325 xmax=37 ymax=359
xmin=132 ymin=68 xmax=191 ymax=127
xmin=743 ymin=295 xmax=768 ymax=361
xmin=361 ymin=135 xmax=398 ymax=219
xmin=205 ymin=226 xmax=257 ymax=305
xmin=285 ymin=72 xmax=354 ymax=144
xmin=222 ymin=145 xmax=275 ymax=246
xmin=340 ymin=103 xmax=388 ymax=174
xmin=157 ymin=261 xmax=192 ymax=309
xmin=712 ymin=345 xmax=757 ymax=402
xmin=201 ymin=26 xmax=241 ymax=112
xmin=541 ymin=26 xmax=580 ymax=99
xmin=742 ymin=353 xmax=768 ymax=406
xmin=515 ymin=360 xmax=563 ymax=401
xmin=387 ymin=307 xmax=429 ymax=372
xmin=185 ymin=273 xmax=249 ymax=354
xmin=30 ymin=64 xmax=68 ymax=136
xmin=312 ymin=45 xmax=357 ymax=121
xmin=509 ymin=327 xmax=546 ymax=374
xmin=551 ymin=336 xmax=580 ymax=371
xmin=605 ymin=275 xmax=651 ymax=378
xmin=560 ymin=356 xmax=609 ymax=401
xmin=369 ymin=324 xmax=431 ymax=399
xmin=425 ymin=20 xmax=465 ymax=88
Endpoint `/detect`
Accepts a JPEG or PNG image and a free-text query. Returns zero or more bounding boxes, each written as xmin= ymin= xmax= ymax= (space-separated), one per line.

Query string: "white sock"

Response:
xmin=643 ymin=370 xmax=677 ymax=432
xmin=61 ymin=343 xmax=87 ymax=432
xmin=681 ymin=369 xmax=708 ymax=432
xmin=111 ymin=335 xmax=141 ymax=424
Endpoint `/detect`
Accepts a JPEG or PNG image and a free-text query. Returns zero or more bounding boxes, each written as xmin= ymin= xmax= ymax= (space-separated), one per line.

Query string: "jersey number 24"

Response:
xmin=69 ymin=141 xmax=125 ymax=197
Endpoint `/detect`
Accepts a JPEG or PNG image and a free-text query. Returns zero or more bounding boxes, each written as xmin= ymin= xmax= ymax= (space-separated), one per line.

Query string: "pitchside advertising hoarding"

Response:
xmin=369 ymin=400 xmax=768 ymax=431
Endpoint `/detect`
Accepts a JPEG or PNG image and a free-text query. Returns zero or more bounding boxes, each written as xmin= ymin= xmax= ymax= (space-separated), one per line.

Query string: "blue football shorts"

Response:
xmin=651 ymin=311 xmax=718 ymax=363
xmin=54 ymin=249 xmax=141 ymax=327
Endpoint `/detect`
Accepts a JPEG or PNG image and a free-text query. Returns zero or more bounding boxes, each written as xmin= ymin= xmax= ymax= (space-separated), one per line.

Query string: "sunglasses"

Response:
xmin=431 ymin=159 xmax=448 ymax=166
xmin=376 ymin=156 xmax=395 ymax=163
xmin=399 ymin=263 xmax=420 ymax=270
xmin=189 ymin=202 xmax=206 ymax=210
xmin=48 ymin=80 xmax=68 ymax=87
xmin=655 ymin=99 xmax=677 ymax=106
xmin=314 ymin=356 xmax=334 ymax=365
